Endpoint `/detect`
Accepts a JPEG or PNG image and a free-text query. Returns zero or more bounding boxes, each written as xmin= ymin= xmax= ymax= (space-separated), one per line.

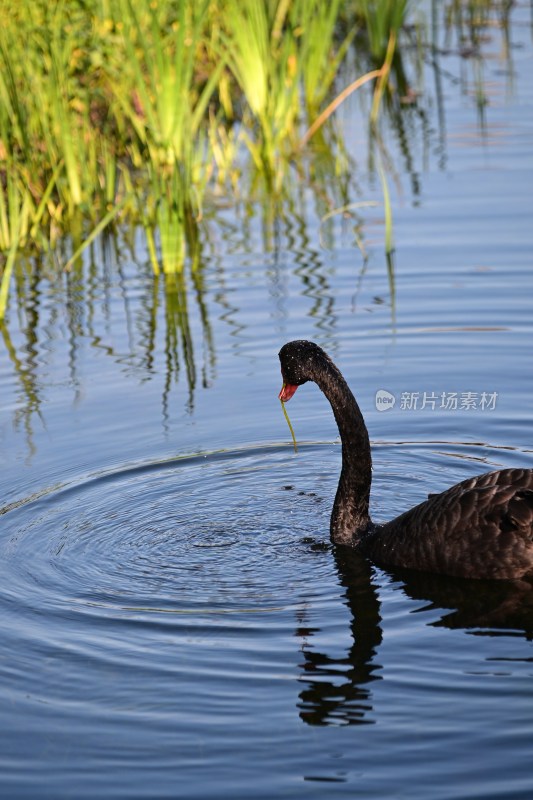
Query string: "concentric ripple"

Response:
xmin=1 ymin=436 xmax=530 ymax=624
xmin=1 ymin=440 xmax=530 ymax=619
xmin=0 ymin=444 xmax=336 ymax=616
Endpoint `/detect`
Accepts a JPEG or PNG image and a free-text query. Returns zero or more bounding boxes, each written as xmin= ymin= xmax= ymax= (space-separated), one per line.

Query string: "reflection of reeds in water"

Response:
xmin=0 ymin=315 xmax=42 ymax=460
xmin=432 ymin=0 xmax=515 ymax=132
xmin=3 ymin=234 xmax=216 ymax=450
xmin=161 ymin=272 xmax=196 ymax=416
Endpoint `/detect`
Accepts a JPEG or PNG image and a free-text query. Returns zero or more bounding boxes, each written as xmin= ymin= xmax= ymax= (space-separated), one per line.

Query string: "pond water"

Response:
xmin=1 ymin=5 xmax=533 ymax=799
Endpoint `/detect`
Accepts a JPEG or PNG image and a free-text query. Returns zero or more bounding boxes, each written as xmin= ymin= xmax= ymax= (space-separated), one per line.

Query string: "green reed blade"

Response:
xmin=0 ymin=234 xmax=19 ymax=321
xmin=280 ymin=394 xmax=298 ymax=453
xmin=64 ymin=198 xmax=127 ymax=272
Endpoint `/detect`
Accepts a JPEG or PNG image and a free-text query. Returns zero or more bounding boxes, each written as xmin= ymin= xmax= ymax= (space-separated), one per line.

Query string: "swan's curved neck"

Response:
xmin=313 ymin=360 xmax=372 ymax=545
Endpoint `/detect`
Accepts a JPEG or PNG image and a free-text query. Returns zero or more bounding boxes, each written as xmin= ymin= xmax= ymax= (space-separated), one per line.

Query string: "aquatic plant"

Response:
xmin=0 ymin=0 xmax=510 ymax=323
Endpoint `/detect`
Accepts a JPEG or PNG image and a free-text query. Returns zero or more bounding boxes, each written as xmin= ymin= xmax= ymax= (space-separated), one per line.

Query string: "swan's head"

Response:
xmin=278 ymin=340 xmax=329 ymax=401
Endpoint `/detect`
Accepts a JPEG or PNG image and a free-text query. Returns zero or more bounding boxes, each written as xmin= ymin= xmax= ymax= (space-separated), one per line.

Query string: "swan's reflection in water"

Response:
xmin=297 ymin=547 xmax=533 ymax=726
xmin=297 ymin=548 xmax=383 ymax=726
xmin=392 ymin=568 xmax=533 ymax=639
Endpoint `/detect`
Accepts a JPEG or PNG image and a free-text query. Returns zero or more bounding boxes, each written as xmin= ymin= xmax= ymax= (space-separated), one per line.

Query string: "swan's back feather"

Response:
xmin=364 ymin=468 xmax=533 ymax=579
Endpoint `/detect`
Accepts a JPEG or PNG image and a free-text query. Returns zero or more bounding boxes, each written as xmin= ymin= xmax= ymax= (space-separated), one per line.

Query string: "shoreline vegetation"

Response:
xmin=0 ymin=0 xmax=512 ymax=320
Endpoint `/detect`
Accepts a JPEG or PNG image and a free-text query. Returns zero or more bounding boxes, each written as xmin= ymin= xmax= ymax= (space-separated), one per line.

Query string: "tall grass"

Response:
xmin=0 ymin=0 xmax=413 ymax=319
xmin=0 ymin=1 xmax=121 ymax=245
xmin=223 ymin=0 xmax=364 ymax=186
xmin=109 ymin=0 xmax=225 ymax=273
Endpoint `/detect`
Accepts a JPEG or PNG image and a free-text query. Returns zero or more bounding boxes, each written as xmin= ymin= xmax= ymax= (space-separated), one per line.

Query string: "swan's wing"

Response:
xmin=369 ymin=469 xmax=533 ymax=579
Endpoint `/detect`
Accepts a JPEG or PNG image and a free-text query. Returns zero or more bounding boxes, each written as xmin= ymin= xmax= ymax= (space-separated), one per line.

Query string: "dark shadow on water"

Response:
xmin=388 ymin=565 xmax=533 ymax=640
xmin=297 ymin=545 xmax=533 ymax=727
xmin=296 ymin=547 xmax=383 ymax=726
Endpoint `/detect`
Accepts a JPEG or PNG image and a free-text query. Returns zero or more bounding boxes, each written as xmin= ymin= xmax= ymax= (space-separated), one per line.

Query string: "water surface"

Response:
xmin=1 ymin=5 xmax=533 ymax=798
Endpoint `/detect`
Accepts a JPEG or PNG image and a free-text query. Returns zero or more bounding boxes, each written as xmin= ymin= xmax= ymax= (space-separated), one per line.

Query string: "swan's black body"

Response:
xmin=279 ymin=340 xmax=533 ymax=580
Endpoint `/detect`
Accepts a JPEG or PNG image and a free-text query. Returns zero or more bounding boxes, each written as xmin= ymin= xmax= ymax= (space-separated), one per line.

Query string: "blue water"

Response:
xmin=1 ymin=5 xmax=533 ymax=798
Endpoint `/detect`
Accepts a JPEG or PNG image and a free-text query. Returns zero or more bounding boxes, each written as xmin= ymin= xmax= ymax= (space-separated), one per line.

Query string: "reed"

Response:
xmin=222 ymin=0 xmax=363 ymax=186
xmin=0 ymin=1 xmax=121 ymax=249
xmin=0 ymin=0 xmax=416 ymax=319
xmin=221 ymin=0 xmax=301 ymax=186
xmin=108 ymin=0 xmax=224 ymax=273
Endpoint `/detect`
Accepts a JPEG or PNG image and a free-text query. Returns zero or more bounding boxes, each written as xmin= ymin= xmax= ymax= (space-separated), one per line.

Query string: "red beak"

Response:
xmin=279 ymin=383 xmax=298 ymax=402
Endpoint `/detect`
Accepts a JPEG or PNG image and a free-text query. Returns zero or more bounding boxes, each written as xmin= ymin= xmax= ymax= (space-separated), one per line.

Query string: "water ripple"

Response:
xmin=0 ymin=444 xmax=333 ymax=617
xmin=2 ymin=439 xmax=531 ymax=621
xmin=1 ymin=440 xmax=533 ymax=798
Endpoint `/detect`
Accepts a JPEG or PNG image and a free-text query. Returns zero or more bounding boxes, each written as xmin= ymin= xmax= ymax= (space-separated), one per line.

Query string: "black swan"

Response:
xmin=278 ymin=340 xmax=533 ymax=580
